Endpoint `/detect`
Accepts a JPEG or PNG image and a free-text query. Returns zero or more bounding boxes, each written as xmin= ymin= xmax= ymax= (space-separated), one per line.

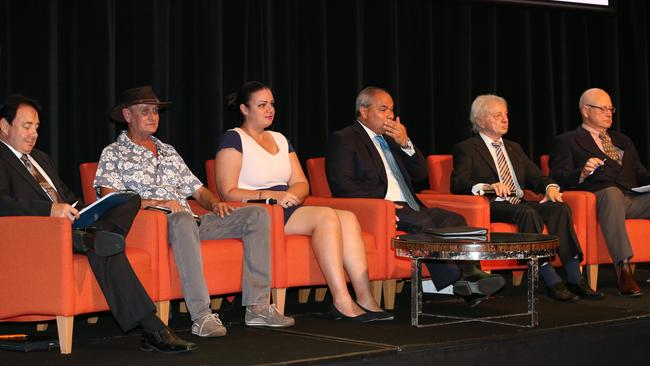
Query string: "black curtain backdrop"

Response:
xmin=1 ymin=0 xmax=649 ymax=194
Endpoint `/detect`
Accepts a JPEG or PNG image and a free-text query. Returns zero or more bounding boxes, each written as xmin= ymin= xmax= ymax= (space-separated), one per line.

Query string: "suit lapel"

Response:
xmin=575 ymin=127 xmax=608 ymax=159
xmin=352 ymin=122 xmax=388 ymax=185
xmin=472 ymin=136 xmax=499 ymax=177
xmin=0 ymin=143 xmax=51 ymax=200
xmin=504 ymin=140 xmax=525 ymax=184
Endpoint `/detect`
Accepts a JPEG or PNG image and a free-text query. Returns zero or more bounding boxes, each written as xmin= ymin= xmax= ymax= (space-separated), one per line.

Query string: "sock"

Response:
xmin=565 ymin=257 xmax=582 ymax=284
xmin=139 ymin=312 xmax=165 ymax=333
xmin=540 ymin=263 xmax=562 ymax=287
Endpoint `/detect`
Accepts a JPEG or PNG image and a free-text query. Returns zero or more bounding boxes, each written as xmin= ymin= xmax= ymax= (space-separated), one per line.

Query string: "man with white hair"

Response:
xmin=451 ymin=94 xmax=603 ymax=301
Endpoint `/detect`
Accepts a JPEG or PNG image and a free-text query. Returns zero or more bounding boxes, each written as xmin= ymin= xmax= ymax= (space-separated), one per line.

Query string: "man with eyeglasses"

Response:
xmin=550 ymin=88 xmax=650 ymax=297
xmin=94 ymin=86 xmax=295 ymax=338
xmin=450 ymin=94 xmax=602 ymax=302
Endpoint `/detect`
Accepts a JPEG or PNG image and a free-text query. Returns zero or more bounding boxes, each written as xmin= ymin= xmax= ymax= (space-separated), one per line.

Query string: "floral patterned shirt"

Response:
xmin=94 ymin=130 xmax=203 ymax=212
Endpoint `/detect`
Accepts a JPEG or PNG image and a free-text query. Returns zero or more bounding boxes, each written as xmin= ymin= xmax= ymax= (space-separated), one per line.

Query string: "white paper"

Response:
xmin=631 ymin=184 xmax=650 ymax=193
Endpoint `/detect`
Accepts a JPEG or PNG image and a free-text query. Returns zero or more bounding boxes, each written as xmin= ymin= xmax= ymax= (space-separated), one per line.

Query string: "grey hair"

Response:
xmin=469 ymin=94 xmax=507 ymax=133
xmin=355 ymin=86 xmax=388 ymax=117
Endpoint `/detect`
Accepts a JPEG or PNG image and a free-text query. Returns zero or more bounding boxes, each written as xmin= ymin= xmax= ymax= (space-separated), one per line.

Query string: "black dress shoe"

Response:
xmin=546 ymin=282 xmax=579 ymax=302
xmin=72 ymin=229 xmax=125 ymax=256
xmin=356 ymin=303 xmax=394 ymax=321
xmin=460 ymin=293 xmax=488 ymax=308
xmin=329 ymin=305 xmax=377 ymax=323
xmin=566 ymin=280 xmax=605 ymax=300
xmin=141 ymin=325 xmax=197 ymax=353
xmin=453 ymin=273 xmax=506 ymax=297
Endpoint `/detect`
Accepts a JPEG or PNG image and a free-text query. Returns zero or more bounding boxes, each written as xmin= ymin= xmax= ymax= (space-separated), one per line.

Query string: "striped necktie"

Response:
xmin=491 ymin=142 xmax=521 ymax=205
xmin=21 ymin=154 xmax=62 ymax=203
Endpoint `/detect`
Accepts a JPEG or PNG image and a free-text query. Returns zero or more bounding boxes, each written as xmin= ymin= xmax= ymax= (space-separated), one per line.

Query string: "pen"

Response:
xmin=71 ymin=201 xmax=79 ymax=208
xmin=589 ymin=158 xmax=607 ymax=176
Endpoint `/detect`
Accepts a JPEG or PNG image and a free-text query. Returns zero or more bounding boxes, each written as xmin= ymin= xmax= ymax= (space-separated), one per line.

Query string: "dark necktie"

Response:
xmin=491 ymin=142 xmax=521 ymax=205
xmin=598 ymin=131 xmax=620 ymax=162
xmin=375 ymin=135 xmax=419 ymax=211
xmin=20 ymin=154 xmax=62 ymax=203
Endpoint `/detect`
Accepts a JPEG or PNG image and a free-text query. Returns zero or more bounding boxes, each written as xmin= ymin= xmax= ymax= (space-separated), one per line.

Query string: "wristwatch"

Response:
xmin=401 ymin=138 xmax=414 ymax=150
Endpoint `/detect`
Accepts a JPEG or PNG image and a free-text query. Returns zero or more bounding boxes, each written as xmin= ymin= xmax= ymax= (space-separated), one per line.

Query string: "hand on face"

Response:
xmin=383 ymin=117 xmax=409 ymax=147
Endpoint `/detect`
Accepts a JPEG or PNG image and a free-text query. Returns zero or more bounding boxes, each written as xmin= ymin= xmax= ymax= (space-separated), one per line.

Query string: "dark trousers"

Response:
xmin=81 ymin=195 xmax=156 ymax=331
xmin=490 ymin=200 xmax=582 ymax=265
xmin=397 ymin=205 xmax=467 ymax=289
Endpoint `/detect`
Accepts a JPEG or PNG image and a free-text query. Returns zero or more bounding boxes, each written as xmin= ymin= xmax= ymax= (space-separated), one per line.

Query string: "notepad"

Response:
xmin=72 ymin=190 xmax=138 ymax=229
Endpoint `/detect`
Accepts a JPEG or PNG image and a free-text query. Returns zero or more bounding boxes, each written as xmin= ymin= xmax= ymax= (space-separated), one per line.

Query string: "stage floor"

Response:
xmin=2 ymin=264 xmax=650 ymax=365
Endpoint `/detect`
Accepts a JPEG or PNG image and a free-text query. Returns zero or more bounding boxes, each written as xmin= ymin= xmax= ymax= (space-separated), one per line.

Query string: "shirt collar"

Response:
xmin=357 ymin=120 xmax=380 ymax=140
xmin=1 ymin=139 xmax=27 ymax=160
xmin=118 ymin=130 xmax=165 ymax=153
xmin=478 ymin=132 xmax=503 ymax=147
xmin=581 ymin=123 xmax=604 ymax=137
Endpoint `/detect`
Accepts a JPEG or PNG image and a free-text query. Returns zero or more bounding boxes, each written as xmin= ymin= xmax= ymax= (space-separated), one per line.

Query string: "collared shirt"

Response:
xmin=581 ymin=123 xmax=624 ymax=162
xmin=471 ymin=133 xmax=523 ymax=201
xmin=1 ymin=139 xmax=60 ymax=197
xmin=94 ymin=130 xmax=203 ymax=212
xmin=358 ymin=120 xmax=415 ymax=203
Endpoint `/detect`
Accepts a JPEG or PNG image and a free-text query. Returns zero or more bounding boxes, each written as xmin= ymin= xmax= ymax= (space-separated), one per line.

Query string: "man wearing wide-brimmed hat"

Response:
xmin=95 ymin=86 xmax=294 ymax=339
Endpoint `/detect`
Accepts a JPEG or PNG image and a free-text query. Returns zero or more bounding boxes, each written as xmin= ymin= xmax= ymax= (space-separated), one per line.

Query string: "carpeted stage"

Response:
xmin=2 ymin=265 xmax=650 ymax=366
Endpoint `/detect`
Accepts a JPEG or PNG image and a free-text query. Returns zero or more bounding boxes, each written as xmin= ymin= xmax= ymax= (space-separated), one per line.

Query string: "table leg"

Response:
xmin=527 ymin=256 xmax=539 ymax=327
xmin=411 ymin=258 xmax=421 ymax=326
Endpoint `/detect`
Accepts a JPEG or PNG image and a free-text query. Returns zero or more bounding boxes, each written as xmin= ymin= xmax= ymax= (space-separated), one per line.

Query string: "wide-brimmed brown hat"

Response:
xmin=110 ymin=85 xmax=171 ymax=122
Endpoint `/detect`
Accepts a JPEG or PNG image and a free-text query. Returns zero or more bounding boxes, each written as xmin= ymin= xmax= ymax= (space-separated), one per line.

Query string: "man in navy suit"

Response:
xmin=451 ymin=94 xmax=603 ymax=301
xmin=0 ymin=94 xmax=195 ymax=352
xmin=326 ymin=87 xmax=505 ymax=306
xmin=550 ymin=88 xmax=650 ymax=297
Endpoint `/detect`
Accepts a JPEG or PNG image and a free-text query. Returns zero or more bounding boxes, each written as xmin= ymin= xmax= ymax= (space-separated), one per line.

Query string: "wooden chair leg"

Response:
xmin=315 ymin=287 xmax=328 ymax=302
xmin=56 ymin=315 xmax=74 ymax=354
xmin=382 ymin=279 xmax=397 ymax=310
xmin=586 ymin=264 xmax=599 ymax=291
xmin=155 ymin=301 xmax=170 ymax=325
xmin=630 ymin=263 xmax=636 ymax=274
xmin=396 ymin=280 xmax=404 ymax=294
xmin=179 ymin=301 xmax=188 ymax=313
xmin=87 ymin=317 xmax=98 ymax=324
xmin=36 ymin=324 xmax=48 ymax=331
xmin=272 ymin=288 xmax=287 ymax=315
xmin=211 ymin=298 xmax=223 ymax=310
xmin=370 ymin=280 xmax=382 ymax=305
xmin=512 ymin=270 xmax=525 ymax=286
xmin=298 ymin=288 xmax=311 ymax=303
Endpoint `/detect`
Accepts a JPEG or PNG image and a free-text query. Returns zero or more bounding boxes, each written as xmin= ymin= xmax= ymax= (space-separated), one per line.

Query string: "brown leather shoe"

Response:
xmin=617 ymin=264 xmax=642 ymax=297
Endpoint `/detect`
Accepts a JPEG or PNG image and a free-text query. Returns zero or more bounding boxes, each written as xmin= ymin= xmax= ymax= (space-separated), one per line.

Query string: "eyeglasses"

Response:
xmin=585 ymin=104 xmax=616 ymax=114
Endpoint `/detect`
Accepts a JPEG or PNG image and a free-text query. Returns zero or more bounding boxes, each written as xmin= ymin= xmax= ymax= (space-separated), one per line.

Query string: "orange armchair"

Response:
xmin=541 ymin=154 xmax=650 ymax=290
xmin=206 ymin=159 xmax=388 ymax=310
xmin=0 ymin=211 xmax=165 ymax=354
xmin=79 ymin=163 xmax=267 ymax=317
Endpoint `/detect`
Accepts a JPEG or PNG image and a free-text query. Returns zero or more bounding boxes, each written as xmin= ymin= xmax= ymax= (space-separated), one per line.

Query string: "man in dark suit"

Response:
xmin=0 ymin=94 xmax=195 ymax=352
xmin=326 ymin=87 xmax=505 ymax=306
xmin=450 ymin=94 xmax=603 ymax=301
xmin=550 ymin=88 xmax=650 ymax=297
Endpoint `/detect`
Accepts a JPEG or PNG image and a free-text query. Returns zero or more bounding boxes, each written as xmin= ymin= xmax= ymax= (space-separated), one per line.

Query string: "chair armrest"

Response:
xmin=559 ymin=190 xmax=597 ymax=255
xmin=416 ymin=193 xmax=490 ymax=228
xmin=0 ymin=217 xmax=75 ymax=318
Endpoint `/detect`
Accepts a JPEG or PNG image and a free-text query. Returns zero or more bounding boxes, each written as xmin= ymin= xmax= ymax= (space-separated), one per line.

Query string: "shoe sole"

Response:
xmin=618 ymin=291 xmax=643 ymax=297
xmin=453 ymin=277 xmax=506 ymax=297
xmin=94 ymin=231 xmax=126 ymax=257
xmin=140 ymin=343 xmax=197 ymax=353
xmin=191 ymin=330 xmax=227 ymax=337
xmin=245 ymin=320 xmax=295 ymax=328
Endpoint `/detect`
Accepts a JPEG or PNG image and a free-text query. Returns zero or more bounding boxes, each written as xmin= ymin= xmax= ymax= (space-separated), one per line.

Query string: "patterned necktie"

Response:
xmin=20 ymin=154 xmax=62 ymax=203
xmin=598 ymin=131 xmax=620 ymax=162
xmin=491 ymin=142 xmax=521 ymax=205
xmin=375 ymin=135 xmax=420 ymax=211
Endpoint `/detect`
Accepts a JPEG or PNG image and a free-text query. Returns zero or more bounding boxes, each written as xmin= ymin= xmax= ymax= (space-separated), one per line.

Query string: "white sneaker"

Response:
xmin=245 ymin=304 xmax=295 ymax=328
xmin=191 ymin=313 xmax=227 ymax=337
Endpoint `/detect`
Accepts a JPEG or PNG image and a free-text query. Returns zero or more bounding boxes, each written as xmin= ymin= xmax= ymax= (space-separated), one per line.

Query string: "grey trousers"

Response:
xmin=167 ymin=206 xmax=271 ymax=322
xmin=595 ymin=187 xmax=650 ymax=264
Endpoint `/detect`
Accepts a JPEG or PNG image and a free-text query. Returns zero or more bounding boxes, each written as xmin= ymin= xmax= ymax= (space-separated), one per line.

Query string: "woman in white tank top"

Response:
xmin=216 ymin=82 xmax=391 ymax=322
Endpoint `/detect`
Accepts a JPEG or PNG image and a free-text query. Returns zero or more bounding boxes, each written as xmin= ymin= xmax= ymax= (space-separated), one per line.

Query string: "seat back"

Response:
xmin=79 ymin=162 xmax=99 ymax=204
xmin=306 ymin=157 xmax=332 ymax=197
xmin=427 ymin=155 xmax=453 ymax=193
xmin=204 ymin=159 xmax=223 ymax=200
xmin=540 ymin=154 xmax=550 ymax=176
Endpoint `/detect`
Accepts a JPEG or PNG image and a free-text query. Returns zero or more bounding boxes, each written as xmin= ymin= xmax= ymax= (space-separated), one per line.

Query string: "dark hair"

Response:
xmin=226 ymin=81 xmax=270 ymax=114
xmin=0 ymin=94 xmax=41 ymax=124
